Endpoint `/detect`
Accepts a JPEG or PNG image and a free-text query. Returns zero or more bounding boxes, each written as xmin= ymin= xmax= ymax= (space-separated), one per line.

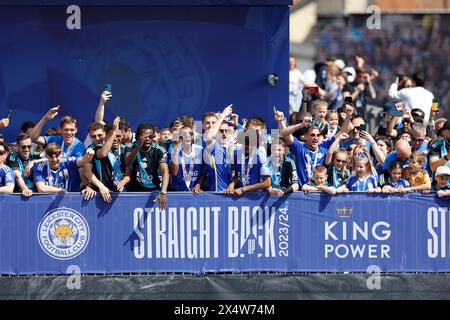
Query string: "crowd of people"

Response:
xmin=0 ymin=67 xmax=448 ymax=210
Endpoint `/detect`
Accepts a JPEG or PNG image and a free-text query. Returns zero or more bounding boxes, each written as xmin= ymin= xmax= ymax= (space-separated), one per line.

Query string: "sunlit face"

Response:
xmin=352 ymin=118 xmax=365 ymax=139
xmin=202 ymin=116 xmax=218 ymax=131
xmin=46 ymin=149 xmax=62 ymax=170
xmin=400 ymin=133 xmax=411 ymax=142
xmin=436 ymin=175 xmax=450 ymax=188
xmin=89 ymin=129 xmax=105 ymax=146
xmin=179 ymin=127 xmax=194 ymax=147
xmin=409 ymin=158 xmax=422 ymax=174
xmin=289 ymin=57 xmax=296 ymax=70
xmin=410 ymin=131 xmax=425 ymax=150
xmin=113 ymin=131 xmax=123 ymax=149
xmin=306 ymin=128 xmax=320 ymax=150
xmin=377 ymin=140 xmax=388 ymax=156
xmin=18 ymin=138 xmax=32 ymax=159
xmin=120 ymin=128 xmax=132 ymax=144
xmin=138 ymin=129 xmax=155 ymax=148
xmin=355 ymin=158 xmax=369 ymax=177
xmin=327 ymin=114 xmax=339 ymax=129
xmin=159 ymin=130 xmax=172 ymax=142
xmin=333 ymin=152 xmax=348 ymax=170
xmin=217 ymin=124 xmax=230 ymax=145
xmin=313 ymin=171 xmax=328 ymax=186
xmin=61 ymin=123 xmax=77 ymax=144
xmin=390 ymin=168 xmax=403 ymax=182
xmin=314 ymin=105 xmax=327 ymax=120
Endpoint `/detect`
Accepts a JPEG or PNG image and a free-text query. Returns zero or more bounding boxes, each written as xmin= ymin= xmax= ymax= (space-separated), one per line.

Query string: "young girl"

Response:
xmin=326 ymin=110 xmax=339 ymax=137
xmin=347 ymin=153 xmax=380 ymax=193
xmin=380 ymin=160 xmax=410 ymax=193
xmin=327 ymin=149 xmax=350 ymax=192
xmin=403 ymin=151 xmax=431 ymax=192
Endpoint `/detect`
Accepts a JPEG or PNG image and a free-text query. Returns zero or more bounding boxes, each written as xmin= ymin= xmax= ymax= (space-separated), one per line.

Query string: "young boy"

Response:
xmin=432 ymin=166 xmax=450 ymax=197
xmin=403 ymin=151 xmax=431 ymax=192
xmin=267 ymin=138 xmax=299 ymax=196
xmin=302 ymin=165 xmax=337 ymax=195
xmin=310 ymin=100 xmax=330 ymax=136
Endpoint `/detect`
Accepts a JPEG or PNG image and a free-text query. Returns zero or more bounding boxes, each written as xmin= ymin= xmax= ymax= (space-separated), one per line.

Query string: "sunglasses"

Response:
xmin=335 ymin=159 xmax=347 ymax=163
xmin=20 ymin=145 xmax=32 ymax=150
xmin=47 ymin=152 xmax=61 ymax=158
xmin=0 ymin=150 xmax=6 ymax=155
xmin=219 ymin=129 xmax=228 ymax=134
xmin=413 ymin=138 xmax=424 ymax=143
xmin=356 ymin=152 xmax=368 ymax=158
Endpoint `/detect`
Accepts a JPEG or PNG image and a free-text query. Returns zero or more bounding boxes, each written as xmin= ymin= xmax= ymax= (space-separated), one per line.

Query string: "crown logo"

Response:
xmin=336 ymin=207 xmax=353 ymax=218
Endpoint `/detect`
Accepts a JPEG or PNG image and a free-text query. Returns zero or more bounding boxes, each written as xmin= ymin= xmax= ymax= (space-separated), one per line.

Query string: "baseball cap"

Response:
xmin=334 ymin=59 xmax=346 ymax=70
xmin=383 ymin=102 xmax=395 ymax=113
xmin=435 ymin=166 xmax=450 ymax=177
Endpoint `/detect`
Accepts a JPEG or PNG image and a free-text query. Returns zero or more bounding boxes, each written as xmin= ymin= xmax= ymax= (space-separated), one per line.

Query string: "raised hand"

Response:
xmin=100 ymin=91 xmax=112 ymax=104
xmin=44 ymin=105 xmax=60 ymax=121
xmin=273 ymin=106 xmax=285 ymax=122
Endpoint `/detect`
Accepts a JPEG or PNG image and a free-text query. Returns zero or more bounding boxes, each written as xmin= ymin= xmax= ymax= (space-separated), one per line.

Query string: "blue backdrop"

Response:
xmin=0 ymin=3 xmax=289 ymax=141
xmin=1 ymin=192 xmax=450 ymax=275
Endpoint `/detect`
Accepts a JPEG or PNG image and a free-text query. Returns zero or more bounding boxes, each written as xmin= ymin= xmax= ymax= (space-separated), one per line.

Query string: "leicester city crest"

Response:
xmin=37 ymin=207 xmax=90 ymax=260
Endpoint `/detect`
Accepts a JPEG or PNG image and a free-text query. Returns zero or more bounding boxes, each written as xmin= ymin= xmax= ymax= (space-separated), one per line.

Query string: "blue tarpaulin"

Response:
xmin=1 ymin=192 xmax=450 ymax=275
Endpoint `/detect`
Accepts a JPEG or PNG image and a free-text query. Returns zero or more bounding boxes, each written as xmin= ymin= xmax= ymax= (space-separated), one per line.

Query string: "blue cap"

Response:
xmin=383 ymin=102 xmax=395 ymax=112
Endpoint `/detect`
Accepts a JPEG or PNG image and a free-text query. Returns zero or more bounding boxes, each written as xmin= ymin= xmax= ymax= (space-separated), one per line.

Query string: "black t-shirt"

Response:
xmin=327 ymin=164 xmax=350 ymax=188
xmin=91 ymin=145 xmax=127 ymax=191
xmin=127 ymin=143 xmax=168 ymax=192
xmin=6 ymin=151 xmax=43 ymax=192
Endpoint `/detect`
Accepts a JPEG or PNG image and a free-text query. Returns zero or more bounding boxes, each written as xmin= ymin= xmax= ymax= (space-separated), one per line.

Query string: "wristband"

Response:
xmin=160 ymin=191 xmax=167 ymax=195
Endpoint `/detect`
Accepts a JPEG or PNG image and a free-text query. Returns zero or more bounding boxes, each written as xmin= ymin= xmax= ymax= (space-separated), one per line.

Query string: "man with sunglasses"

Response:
xmin=276 ymin=106 xmax=338 ymax=186
xmin=0 ymin=142 xmax=15 ymax=194
xmin=6 ymin=133 xmax=44 ymax=197
xmin=125 ymin=123 xmax=169 ymax=210
xmin=33 ymin=143 xmax=94 ymax=193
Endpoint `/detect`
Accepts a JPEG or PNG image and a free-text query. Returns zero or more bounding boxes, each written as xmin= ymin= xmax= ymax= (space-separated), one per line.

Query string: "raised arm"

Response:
xmin=325 ymin=132 xmax=349 ymax=165
xmin=94 ymin=91 xmax=111 ymax=125
xmin=203 ymin=104 xmax=233 ymax=145
xmin=30 ymin=106 xmax=60 ymax=145
xmin=359 ymin=130 xmax=386 ymax=165
xmin=97 ymin=116 xmax=120 ymax=159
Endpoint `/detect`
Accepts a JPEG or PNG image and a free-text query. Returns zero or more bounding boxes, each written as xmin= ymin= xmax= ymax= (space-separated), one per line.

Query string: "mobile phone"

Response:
xmin=344 ymin=96 xmax=353 ymax=104
xmin=305 ymin=86 xmax=319 ymax=95
xmin=360 ymin=124 xmax=367 ymax=132
xmin=389 ymin=108 xmax=404 ymax=117
xmin=6 ymin=109 xmax=12 ymax=118
xmin=432 ymin=98 xmax=440 ymax=113
xmin=104 ymin=84 xmax=112 ymax=93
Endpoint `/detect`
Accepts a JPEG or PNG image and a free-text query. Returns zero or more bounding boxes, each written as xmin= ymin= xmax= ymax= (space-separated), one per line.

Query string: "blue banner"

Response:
xmin=0 ymin=5 xmax=288 ymax=142
xmin=1 ymin=192 xmax=450 ymax=275
xmin=1 ymin=1 xmax=292 ymax=6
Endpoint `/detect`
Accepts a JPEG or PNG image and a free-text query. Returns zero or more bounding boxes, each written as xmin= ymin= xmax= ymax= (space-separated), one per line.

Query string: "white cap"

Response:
xmin=343 ymin=66 xmax=356 ymax=83
xmin=435 ymin=166 xmax=450 ymax=177
xmin=333 ymin=59 xmax=346 ymax=70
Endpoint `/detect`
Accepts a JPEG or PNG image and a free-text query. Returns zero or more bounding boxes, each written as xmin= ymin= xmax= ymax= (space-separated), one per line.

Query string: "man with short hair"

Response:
xmin=7 ymin=133 xmax=44 ymax=197
xmin=125 ymin=123 xmax=169 ymax=210
xmin=30 ymin=105 xmax=86 ymax=161
xmin=0 ymin=142 xmax=15 ymax=193
xmin=33 ymin=143 xmax=94 ymax=193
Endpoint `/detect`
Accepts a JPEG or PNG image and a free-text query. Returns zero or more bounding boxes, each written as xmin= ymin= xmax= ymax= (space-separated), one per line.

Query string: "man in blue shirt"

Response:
xmin=34 ymin=143 xmax=94 ymax=193
xmin=0 ymin=142 xmax=15 ymax=193
xmin=283 ymin=124 xmax=336 ymax=186
xmin=30 ymin=105 xmax=86 ymax=161
xmin=199 ymin=105 xmax=234 ymax=192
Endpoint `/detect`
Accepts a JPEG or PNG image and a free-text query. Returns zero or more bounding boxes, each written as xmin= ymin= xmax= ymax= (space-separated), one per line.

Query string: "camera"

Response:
xmin=267 ymin=74 xmax=279 ymax=86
